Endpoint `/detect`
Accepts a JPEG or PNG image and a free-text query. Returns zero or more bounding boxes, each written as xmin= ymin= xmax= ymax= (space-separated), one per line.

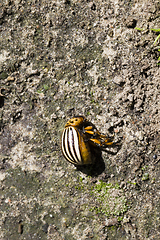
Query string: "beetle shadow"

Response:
xmin=76 ymin=149 xmax=105 ymax=176
xmin=76 ymin=141 xmax=122 ymax=176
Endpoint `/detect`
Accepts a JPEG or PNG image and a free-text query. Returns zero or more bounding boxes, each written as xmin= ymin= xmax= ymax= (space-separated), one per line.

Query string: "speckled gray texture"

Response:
xmin=0 ymin=0 xmax=160 ymax=239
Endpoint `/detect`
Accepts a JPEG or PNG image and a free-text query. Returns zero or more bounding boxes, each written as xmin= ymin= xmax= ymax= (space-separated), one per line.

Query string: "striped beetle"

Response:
xmin=61 ymin=116 xmax=113 ymax=165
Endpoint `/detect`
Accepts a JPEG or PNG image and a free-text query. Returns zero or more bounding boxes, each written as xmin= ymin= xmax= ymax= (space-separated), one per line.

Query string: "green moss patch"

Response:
xmin=90 ymin=180 xmax=128 ymax=217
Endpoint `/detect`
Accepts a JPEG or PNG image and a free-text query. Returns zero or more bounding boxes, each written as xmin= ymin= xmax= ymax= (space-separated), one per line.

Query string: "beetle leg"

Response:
xmin=97 ymin=132 xmax=109 ymax=138
xmin=84 ymin=126 xmax=93 ymax=130
xmin=84 ymin=130 xmax=95 ymax=135
xmin=84 ymin=127 xmax=104 ymax=138
xmin=84 ymin=126 xmax=95 ymax=136
xmin=91 ymin=129 xmax=108 ymax=139
xmin=101 ymin=138 xmax=113 ymax=147
xmin=103 ymin=140 xmax=113 ymax=146
xmin=89 ymin=138 xmax=102 ymax=147
xmin=84 ymin=126 xmax=114 ymax=147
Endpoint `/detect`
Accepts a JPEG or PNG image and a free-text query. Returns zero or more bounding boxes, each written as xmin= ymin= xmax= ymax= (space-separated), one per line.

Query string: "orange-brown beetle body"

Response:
xmin=61 ymin=116 xmax=113 ymax=165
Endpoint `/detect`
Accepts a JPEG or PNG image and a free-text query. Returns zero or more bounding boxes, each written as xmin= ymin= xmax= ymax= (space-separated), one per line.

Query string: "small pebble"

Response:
xmin=142 ymin=173 xmax=149 ymax=181
xmin=153 ymin=154 xmax=157 ymax=159
xmin=105 ymin=218 xmax=118 ymax=226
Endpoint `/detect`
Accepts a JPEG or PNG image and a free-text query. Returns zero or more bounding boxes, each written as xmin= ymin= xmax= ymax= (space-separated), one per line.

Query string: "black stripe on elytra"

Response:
xmin=62 ymin=128 xmax=75 ymax=164
xmin=70 ymin=127 xmax=81 ymax=163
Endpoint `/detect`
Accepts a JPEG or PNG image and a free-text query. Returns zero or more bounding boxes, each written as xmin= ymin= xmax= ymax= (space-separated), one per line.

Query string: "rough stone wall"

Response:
xmin=0 ymin=0 xmax=159 ymax=239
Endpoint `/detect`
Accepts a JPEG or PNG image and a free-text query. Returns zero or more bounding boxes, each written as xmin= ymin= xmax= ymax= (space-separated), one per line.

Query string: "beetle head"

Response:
xmin=65 ymin=116 xmax=86 ymax=128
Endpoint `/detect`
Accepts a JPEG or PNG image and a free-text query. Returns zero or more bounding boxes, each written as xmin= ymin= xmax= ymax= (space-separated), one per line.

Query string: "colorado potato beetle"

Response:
xmin=61 ymin=116 xmax=113 ymax=165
